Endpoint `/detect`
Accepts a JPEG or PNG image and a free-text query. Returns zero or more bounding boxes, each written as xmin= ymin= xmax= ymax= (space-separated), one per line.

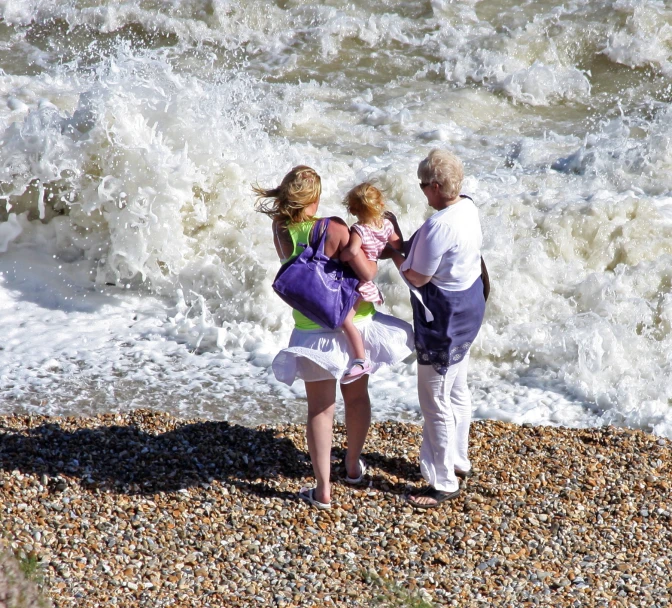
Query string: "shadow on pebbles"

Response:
xmin=0 ymin=409 xmax=671 ymax=607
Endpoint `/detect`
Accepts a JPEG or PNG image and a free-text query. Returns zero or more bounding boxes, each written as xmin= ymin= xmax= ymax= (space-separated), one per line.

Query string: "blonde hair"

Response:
xmin=343 ymin=182 xmax=386 ymax=228
xmin=417 ymin=149 xmax=464 ymax=200
xmin=253 ymin=165 xmax=322 ymax=223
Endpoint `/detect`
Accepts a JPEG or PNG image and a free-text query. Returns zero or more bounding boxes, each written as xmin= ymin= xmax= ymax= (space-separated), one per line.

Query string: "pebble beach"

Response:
xmin=1 ymin=409 xmax=671 ymax=607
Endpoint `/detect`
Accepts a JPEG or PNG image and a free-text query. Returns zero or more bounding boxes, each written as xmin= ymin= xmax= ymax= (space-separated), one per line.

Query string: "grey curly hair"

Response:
xmin=417 ymin=149 xmax=464 ymax=200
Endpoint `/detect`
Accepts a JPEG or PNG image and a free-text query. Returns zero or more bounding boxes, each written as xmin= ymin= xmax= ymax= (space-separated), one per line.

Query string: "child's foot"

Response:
xmin=341 ymin=359 xmax=372 ymax=384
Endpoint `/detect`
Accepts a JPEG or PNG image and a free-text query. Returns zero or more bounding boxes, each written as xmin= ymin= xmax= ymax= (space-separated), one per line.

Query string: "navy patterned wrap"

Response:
xmin=410 ymin=276 xmax=486 ymax=375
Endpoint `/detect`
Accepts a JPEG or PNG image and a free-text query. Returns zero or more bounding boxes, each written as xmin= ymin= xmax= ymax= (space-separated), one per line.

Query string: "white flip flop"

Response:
xmin=298 ymin=487 xmax=331 ymax=510
xmin=344 ymin=457 xmax=367 ymax=485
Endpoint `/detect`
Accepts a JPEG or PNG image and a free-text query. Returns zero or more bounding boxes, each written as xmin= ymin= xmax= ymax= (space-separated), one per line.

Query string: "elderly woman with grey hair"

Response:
xmin=388 ymin=148 xmax=488 ymax=509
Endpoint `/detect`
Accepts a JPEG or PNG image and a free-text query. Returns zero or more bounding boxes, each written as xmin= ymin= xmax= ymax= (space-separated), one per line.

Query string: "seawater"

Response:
xmin=0 ymin=0 xmax=671 ymax=435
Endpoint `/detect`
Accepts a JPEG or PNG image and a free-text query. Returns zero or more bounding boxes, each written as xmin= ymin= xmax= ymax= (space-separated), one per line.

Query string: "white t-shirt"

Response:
xmin=401 ymin=197 xmax=482 ymax=292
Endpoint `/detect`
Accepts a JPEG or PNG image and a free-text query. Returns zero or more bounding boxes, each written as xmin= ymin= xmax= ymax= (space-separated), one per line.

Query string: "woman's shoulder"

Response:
xmin=457 ymin=195 xmax=478 ymax=214
xmin=326 ymin=215 xmax=348 ymax=226
xmin=325 ymin=216 xmax=349 ymax=233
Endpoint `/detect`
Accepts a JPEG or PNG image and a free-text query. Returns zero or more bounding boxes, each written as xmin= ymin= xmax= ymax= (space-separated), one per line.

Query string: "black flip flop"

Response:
xmin=406 ymin=486 xmax=460 ymax=510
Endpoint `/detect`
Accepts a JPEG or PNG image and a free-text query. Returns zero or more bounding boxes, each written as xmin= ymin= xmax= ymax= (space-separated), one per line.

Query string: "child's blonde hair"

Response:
xmin=253 ymin=165 xmax=322 ymax=224
xmin=343 ymin=182 xmax=385 ymax=228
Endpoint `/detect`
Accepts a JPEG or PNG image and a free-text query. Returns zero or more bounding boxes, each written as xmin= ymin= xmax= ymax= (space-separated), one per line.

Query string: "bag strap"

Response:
xmin=310 ymin=218 xmax=330 ymax=255
xmin=481 ymin=256 xmax=490 ymax=302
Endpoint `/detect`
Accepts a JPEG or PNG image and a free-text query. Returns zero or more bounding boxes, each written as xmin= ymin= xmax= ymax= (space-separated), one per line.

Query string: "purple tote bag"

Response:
xmin=272 ymin=218 xmax=361 ymax=329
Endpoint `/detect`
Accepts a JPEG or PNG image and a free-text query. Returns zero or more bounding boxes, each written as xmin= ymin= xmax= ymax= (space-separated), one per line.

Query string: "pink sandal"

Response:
xmin=341 ymin=359 xmax=372 ymax=384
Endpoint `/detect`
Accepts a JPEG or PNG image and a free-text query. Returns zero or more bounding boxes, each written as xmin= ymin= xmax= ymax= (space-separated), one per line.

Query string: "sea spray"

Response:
xmin=0 ymin=0 xmax=671 ymax=435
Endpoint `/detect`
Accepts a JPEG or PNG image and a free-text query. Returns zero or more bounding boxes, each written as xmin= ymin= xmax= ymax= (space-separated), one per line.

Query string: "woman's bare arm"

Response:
xmin=340 ymin=230 xmax=363 ymax=263
xmin=348 ymin=251 xmax=377 ymax=282
xmin=324 ymin=217 xmax=377 ymax=282
xmin=272 ymin=219 xmax=293 ymax=260
xmin=323 ymin=217 xmax=352 ymax=257
xmin=388 ymin=248 xmax=432 ymax=287
xmin=403 ymin=267 xmax=432 ymax=287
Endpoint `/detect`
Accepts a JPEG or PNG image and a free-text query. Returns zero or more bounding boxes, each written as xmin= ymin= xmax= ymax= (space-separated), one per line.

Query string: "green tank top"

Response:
xmin=283 ymin=219 xmax=375 ymax=330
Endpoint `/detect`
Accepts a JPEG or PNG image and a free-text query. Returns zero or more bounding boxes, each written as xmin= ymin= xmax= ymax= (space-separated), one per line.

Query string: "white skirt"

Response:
xmin=272 ymin=312 xmax=414 ymax=385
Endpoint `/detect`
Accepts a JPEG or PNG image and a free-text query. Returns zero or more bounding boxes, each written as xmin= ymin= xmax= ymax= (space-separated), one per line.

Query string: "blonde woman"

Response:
xmin=388 ymin=150 xmax=486 ymax=509
xmin=254 ymin=166 xmax=413 ymax=509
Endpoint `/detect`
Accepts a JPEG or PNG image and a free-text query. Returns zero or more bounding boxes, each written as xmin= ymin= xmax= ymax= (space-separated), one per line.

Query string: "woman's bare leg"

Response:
xmin=341 ymin=306 xmax=366 ymax=361
xmin=305 ymin=379 xmax=337 ymax=504
xmin=340 ymin=375 xmax=371 ymax=479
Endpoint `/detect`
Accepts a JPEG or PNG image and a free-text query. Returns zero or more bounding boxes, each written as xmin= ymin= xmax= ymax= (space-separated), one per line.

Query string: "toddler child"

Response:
xmin=339 ymin=183 xmax=402 ymax=383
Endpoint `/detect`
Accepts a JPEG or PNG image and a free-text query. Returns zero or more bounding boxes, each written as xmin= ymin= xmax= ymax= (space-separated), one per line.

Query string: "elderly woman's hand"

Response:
xmin=378 ymin=211 xmax=405 ymax=261
xmin=383 ymin=210 xmax=403 ymax=242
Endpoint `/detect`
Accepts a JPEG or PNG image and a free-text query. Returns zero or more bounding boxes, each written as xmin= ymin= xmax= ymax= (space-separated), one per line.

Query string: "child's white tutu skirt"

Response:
xmin=272 ymin=312 xmax=414 ymax=385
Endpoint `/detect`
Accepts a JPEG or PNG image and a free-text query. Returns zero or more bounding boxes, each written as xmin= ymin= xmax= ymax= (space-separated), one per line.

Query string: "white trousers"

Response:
xmin=417 ymin=352 xmax=472 ymax=493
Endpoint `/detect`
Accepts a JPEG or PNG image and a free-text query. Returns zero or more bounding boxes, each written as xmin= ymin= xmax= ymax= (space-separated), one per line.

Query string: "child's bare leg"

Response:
xmin=341 ymin=306 xmax=366 ymax=361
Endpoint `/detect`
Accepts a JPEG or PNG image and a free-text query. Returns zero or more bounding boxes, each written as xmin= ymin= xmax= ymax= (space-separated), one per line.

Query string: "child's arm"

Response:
xmin=339 ymin=228 xmax=363 ymax=263
xmin=379 ymin=213 xmax=404 ymax=259
xmin=384 ymin=211 xmax=403 ymax=242
xmin=387 ymin=230 xmax=403 ymax=252
xmin=341 ymin=228 xmax=377 ymax=280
